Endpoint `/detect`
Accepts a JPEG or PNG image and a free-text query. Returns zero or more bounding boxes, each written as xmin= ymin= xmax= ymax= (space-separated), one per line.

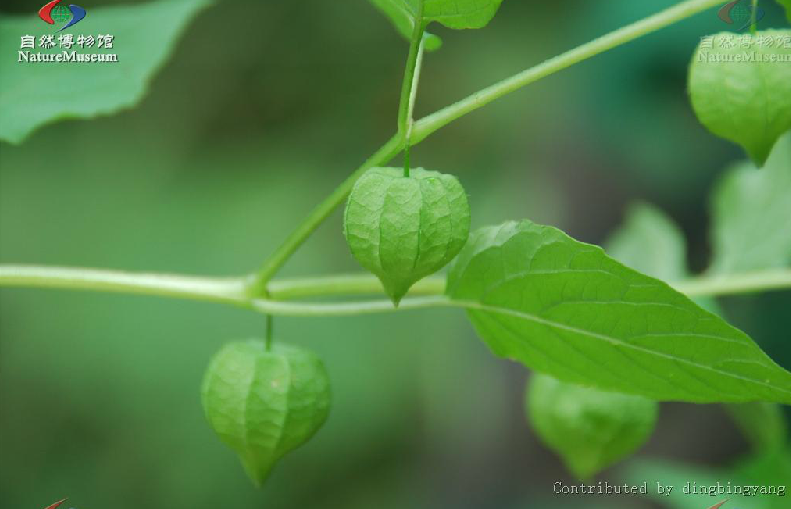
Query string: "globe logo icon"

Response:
xmin=729 ymin=4 xmax=752 ymax=26
xmin=38 ymin=0 xmax=87 ymax=31
xmin=50 ymin=5 xmax=71 ymax=24
xmin=717 ymin=0 xmax=765 ymax=31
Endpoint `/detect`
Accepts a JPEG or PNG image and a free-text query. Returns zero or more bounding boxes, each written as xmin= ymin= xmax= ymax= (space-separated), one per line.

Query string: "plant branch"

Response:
xmin=250 ymin=0 xmax=723 ymax=289
xmin=0 ymin=265 xmax=249 ymax=304
xmin=3 ymin=265 xmax=791 ymax=317
xmin=398 ymin=1 xmax=426 ymax=139
xmin=252 ymin=3 xmax=428 ymax=290
xmin=0 ymin=264 xmax=450 ymax=317
xmin=410 ymin=0 xmax=723 ymax=144
xmin=249 ymin=295 xmax=451 ymax=317
xmin=403 ymin=37 xmax=425 ymax=177
xmin=250 ymin=134 xmax=403 ymax=294
xmin=268 ymin=274 xmax=445 ymax=300
xmin=674 ymin=270 xmax=791 ymax=298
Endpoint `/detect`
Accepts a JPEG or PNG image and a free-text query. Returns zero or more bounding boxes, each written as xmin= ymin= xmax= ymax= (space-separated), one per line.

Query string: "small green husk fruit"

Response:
xmin=526 ymin=373 xmax=658 ymax=480
xmin=201 ymin=340 xmax=331 ymax=486
xmin=344 ymin=167 xmax=470 ymax=305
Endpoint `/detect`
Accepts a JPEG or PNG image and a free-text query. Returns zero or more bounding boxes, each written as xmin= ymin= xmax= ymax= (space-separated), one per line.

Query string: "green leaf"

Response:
xmin=446 ymin=220 xmax=791 ymax=403
xmin=726 ymin=402 xmax=788 ymax=453
xmin=366 ymin=0 xmax=504 ymax=49
xmin=368 ymin=0 xmax=442 ymax=51
xmin=605 ymin=203 xmax=687 ymax=282
xmin=0 ymin=0 xmax=210 ymax=144
xmin=605 ymin=202 xmax=720 ymax=314
xmin=421 ymin=0 xmax=504 ymax=29
xmin=526 ymin=373 xmax=658 ymax=480
xmin=688 ymin=30 xmax=791 ymax=166
xmin=201 ymin=340 xmax=331 ymax=486
xmin=710 ymin=132 xmax=791 ymax=274
xmin=605 ymin=190 xmax=789 ymax=451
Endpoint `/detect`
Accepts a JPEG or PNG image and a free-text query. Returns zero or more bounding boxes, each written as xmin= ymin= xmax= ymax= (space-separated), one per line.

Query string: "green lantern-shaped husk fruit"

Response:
xmin=344 ymin=167 xmax=471 ymax=305
xmin=526 ymin=373 xmax=658 ymax=480
xmin=201 ymin=340 xmax=331 ymax=486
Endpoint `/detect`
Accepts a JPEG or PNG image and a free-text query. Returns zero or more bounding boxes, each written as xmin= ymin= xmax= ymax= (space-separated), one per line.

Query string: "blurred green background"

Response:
xmin=1 ymin=1 xmax=790 ymax=508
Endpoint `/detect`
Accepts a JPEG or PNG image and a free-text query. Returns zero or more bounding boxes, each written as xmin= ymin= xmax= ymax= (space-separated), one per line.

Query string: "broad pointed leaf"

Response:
xmin=726 ymin=402 xmax=788 ymax=453
xmin=605 ymin=203 xmax=687 ymax=282
xmin=605 ymin=202 xmax=720 ymax=313
xmin=446 ymin=220 xmax=791 ymax=403
xmin=0 ymin=0 xmax=211 ymax=144
xmin=421 ymin=0 xmax=504 ymax=29
xmin=366 ymin=0 xmax=504 ymax=49
xmin=710 ymin=132 xmax=791 ymax=274
xmin=368 ymin=0 xmax=442 ymax=51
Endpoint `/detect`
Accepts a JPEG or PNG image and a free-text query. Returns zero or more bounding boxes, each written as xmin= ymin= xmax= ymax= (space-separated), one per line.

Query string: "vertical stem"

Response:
xmin=398 ymin=2 xmax=426 ymax=178
xmin=750 ymin=0 xmax=758 ymax=34
xmin=397 ymin=8 xmax=426 ymax=135
xmin=405 ymin=39 xmax=425 ymax=179
xmin=252 ymin=4 xmax=427 ymax=292
xmin=265 ymin=314 xmax=273 ymax=351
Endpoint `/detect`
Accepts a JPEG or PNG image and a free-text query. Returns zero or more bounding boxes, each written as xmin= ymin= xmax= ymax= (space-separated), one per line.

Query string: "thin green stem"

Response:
xmin=404 ymin=38 xmax=425 ymax=179
xmin=398 ymin=2 xmax=426 ymax=141
xmin=250 ymin=134 xmax=403 ymax=294
xmin=3 ymin=265 xmax=791 ymax=317
xmin=249 ymin=0 xmax=722 ymax=290
xmin=410 ymin=0 xmax=723 ymax=144
xmin=268 ymin=274 xmax=446 ymax=300
xmin=252 ymin=9 xmax=432 ymax=287
xmin=0 ymin=265 xmax=249 ymax=304
xmin=250 ymin=0 xmax=722 ymax=288
xmin=673 ymin=269 xmax=791 ymax=298
xmin=250 ymin=295 xmax=452 ymax=317
xmin=265 ymin=314 xmax=273 ymax=350
xmin=750 ymin=0 xmax=759 ymax=35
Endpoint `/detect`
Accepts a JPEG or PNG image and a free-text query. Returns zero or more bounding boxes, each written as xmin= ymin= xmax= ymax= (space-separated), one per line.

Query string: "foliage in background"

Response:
xmin=526 ymin=373 xmax=658 ymax=480
xmin=709 ymin=133 xmax=791 ymax=274
xmin=0 ymin=0 xmax=210 ymax=143
xmin=1 ymin=0 xmax=791 ymax=507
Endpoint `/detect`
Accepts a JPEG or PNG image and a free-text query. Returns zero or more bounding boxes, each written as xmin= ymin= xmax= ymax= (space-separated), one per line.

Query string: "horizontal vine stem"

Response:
xmin=0 ymin=265 xmax=248 ymax=303
xmin=674 ymin=270 xmax=791 ymax=298
xmin=250 ymin=295 xmax=452 ymax=317
xmin=268 ymin=274 xmax=445 ymax=300
xmin=410 ymin=0 xmax=722 ymax=144
xmin=2 ymin=265 xmax=791 ymax=317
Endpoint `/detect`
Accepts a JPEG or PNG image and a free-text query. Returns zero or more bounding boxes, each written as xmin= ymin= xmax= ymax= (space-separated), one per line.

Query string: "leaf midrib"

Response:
xmin=451 ymin=298 xmax=791 ymax=398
